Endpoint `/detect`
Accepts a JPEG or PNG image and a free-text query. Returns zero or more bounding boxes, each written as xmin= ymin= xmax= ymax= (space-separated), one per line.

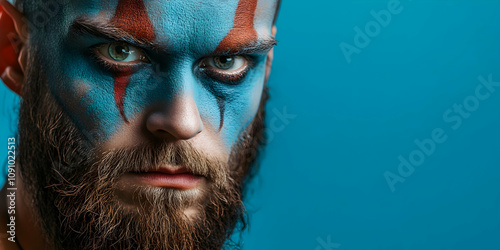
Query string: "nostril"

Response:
xmin=145 ymin=95 xmax=203 ymax=140
xmin=146 ymin=110 xmax=203 ymax=140
xmin=156 ymin=129 xmax=168 ymax=134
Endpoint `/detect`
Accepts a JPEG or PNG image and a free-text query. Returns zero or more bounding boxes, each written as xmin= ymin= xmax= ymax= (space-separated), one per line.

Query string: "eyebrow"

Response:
xmin=69 ymin=16 xmax=278 ymax=55
xmin=216 ymin=37 xmax=278 ymax=55
xmin=69 ymin=17 xmax=159 ymax=48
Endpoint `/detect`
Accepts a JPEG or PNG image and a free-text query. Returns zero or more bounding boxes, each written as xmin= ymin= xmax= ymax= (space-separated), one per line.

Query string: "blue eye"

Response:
xmin=199 ymin=55 xmax=250 ymax=84
xmin=213 ymin=56 xmax=234 ymax=70
xmin=109 ymin=43 xmax=131 ymax=61
xmin=97 ymin=42 xmax=148 ymax=63
xmin=208 ymin=56 xmax=246 ymax=71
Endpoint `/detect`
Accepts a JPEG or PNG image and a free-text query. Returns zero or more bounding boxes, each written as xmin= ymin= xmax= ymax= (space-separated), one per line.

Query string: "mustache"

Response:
xmin=96 ymin=141 xmax=227 ymax=187
xmin=51 ymin=140 xmax=228 ymax=191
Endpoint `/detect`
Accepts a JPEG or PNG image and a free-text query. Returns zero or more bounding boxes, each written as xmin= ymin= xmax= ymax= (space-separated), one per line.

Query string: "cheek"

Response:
xmin=53 ymin=70 xmax=170 ymax=144
xmin=53 ymin=78 xmax=123 ymax=143
xmin=46 ymin=51 xmax=126 ymax=143
xmin=217 ymin=67 xmax=266 ymax=149
xmin=54 ymin=78 xmax=95 ymax=135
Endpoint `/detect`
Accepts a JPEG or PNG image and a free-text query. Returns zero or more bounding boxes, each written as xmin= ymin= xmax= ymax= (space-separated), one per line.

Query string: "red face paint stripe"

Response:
xmin=113 ymin=69 xmax=132 ymax=123
xmin=110 ymin=0 xmax=154 ymax=122
xmin=216 ymin=0 xmax=259 ymax=52
xmin=110 ymin=0 xmax=155 ymax=42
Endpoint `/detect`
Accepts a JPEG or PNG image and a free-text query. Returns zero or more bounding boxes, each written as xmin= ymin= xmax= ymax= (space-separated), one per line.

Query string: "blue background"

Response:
xmin=2 ymin=0 xmax=500 ymax=249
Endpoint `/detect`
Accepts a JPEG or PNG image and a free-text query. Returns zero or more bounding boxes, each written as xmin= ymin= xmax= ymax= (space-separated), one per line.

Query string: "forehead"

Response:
xmin=55 ymin=0 xmax=278 ymax=52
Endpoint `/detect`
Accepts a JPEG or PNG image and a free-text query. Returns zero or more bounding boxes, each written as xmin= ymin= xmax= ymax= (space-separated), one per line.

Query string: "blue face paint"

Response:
xmin=24 ymin=0 xmax=278 ymax=150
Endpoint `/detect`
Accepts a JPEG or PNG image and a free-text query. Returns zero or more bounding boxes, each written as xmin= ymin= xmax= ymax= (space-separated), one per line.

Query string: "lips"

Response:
xmin=129 ymin=166 xmax=203 ymax=190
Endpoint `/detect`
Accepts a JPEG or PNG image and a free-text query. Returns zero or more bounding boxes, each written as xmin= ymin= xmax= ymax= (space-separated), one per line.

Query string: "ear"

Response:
xmin=0 ymin=0 xmax=27 ymax=96
xmin=264 ymin=25 xmax=277 ymax=84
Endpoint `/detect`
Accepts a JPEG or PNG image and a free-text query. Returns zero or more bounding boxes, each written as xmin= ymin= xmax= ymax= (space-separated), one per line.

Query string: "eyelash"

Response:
xmin=89 ymin=43 xmax=256 ymax=84
xmin=89 ymin=44 xmax=147 ymax=74
xmin=198 ymin=55 xmax=255 ymax=84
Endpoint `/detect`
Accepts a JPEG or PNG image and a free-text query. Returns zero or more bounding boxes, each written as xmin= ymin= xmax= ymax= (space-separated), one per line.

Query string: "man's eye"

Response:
xmin=200 ymin=56 xmax=249 ymax=83
xmin=96 ymin=42 xmax=148 ymax=63
xmin=209 ymin=56 xmax=246 ymax=71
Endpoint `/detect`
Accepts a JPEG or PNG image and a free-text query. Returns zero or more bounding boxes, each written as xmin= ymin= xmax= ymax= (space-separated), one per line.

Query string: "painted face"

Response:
xmin=24 ymin=0 xmax=278 ymax=155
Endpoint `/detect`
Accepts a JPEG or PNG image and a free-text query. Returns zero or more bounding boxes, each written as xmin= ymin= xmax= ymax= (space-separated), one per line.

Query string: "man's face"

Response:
xmin=15 ymin=0 xmax=279 ymax=249
xmin=29 ymin=0 xmax=277 ymax=154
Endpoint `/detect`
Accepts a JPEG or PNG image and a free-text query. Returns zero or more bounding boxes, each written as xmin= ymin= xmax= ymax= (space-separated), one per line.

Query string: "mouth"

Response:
xmin=128 ymin=166 xmax=204 ymax=190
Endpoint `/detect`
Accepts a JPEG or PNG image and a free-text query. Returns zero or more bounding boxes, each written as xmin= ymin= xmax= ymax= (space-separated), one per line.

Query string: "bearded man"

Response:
xmin=0 ymin=0 xmax=280 ymax=249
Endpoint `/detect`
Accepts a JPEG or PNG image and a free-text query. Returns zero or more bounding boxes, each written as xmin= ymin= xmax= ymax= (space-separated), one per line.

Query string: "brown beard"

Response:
xmin=17 ymin=47 xmax=268 ymax=250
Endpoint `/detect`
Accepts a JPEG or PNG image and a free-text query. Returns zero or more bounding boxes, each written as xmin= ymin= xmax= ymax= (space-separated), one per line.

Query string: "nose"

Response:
xmin=146 ymin=93 xmax=203 ymax=140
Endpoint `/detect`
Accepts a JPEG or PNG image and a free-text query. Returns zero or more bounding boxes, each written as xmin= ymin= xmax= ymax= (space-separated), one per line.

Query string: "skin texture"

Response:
xmin=216 ymin=0 xmax=258 ymax=52
xmin=21 ymin=0 xmax=277 ymax=149
xmin=0 ymin=0 xmax=280 ymax=249
xmin=10 ymin=57 xmax=268 ymax=249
